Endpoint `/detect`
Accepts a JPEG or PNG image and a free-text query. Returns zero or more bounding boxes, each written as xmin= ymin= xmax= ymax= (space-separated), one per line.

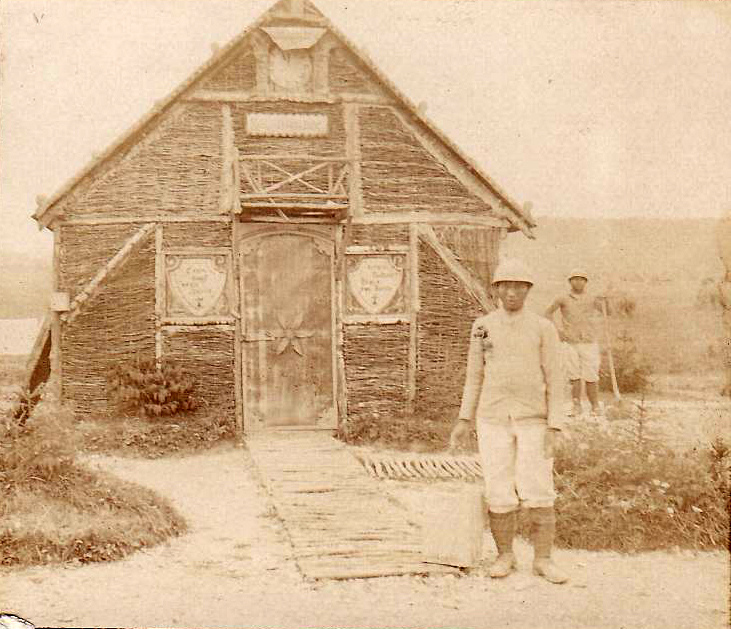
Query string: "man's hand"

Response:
xmin=544 ymin=428 xmax=560 ymax=459
xmin=449 ymin=420 xmax=472 ymax=452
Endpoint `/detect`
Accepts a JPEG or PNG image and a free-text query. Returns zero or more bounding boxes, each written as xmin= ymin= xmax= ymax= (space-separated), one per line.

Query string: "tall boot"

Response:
xmin=531 ymin=507 xmax=568 ymax=584
xmin=586 ymin=381 xmax=601 ymax=415
xmin=488 ymin=510 xmax=517 ymax=578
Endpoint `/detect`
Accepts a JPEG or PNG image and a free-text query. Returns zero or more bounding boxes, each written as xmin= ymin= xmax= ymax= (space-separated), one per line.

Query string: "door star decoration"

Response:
xmin=268 ymin=311 xmax=315 ymax=356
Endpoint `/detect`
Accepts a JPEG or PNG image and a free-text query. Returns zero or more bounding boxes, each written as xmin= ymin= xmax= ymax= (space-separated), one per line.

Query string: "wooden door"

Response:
xmin=238 ymin=227 xmax=337 ymax=430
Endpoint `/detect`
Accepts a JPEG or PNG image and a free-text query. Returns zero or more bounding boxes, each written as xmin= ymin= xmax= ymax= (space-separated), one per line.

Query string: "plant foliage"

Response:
xmin=107 ymin=357 xmax=197 ymax=418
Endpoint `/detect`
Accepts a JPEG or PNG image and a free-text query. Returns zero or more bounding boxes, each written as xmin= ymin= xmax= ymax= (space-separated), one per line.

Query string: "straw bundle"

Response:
xmin=348 ymin=224 xmax=409 ymax=247
xmin=342 ymin=323 xmax=410 ymax=422
xmin=60 ymin=103 xmax=222 ymax=216
xmin=360 ymin=107 xmax=486 ymax=214
xmin=415 ymin=240 xmax=484 ymax=418
xmin=199 ymin=46 xmax=256 ymax=92
xmin=329 ymin=47 xmax=378 ymax=95
xmin=162 ymin=222 xmax=232 ymax=248
xmin=60 ymin=224 xmax=144 ymax=296
xmin=162 ymin=327 xmax=236 ymax=417
xmin=62 ymin=235 xmax=156 ymax=417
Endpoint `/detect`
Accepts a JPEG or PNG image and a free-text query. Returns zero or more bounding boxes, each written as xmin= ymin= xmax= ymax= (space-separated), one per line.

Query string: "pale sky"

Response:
xmin=2 ymin=0 xmax=730 ymax=257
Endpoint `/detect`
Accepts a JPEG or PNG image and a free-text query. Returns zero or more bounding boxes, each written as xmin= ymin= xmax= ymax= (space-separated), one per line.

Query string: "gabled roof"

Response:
xmin=33 ymin=0 xmax=536 ymax=236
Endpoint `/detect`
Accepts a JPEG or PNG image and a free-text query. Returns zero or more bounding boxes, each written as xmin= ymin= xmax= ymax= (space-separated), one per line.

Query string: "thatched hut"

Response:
xmin=28 ymin=0 xmax=534 ymax=436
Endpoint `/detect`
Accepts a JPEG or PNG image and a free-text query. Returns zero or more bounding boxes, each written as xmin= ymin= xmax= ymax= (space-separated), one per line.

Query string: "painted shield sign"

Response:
xmin=167 ymin=256 xmax=228 ymax=317
xmin=348 ymin=256 xmax=404 ymax=314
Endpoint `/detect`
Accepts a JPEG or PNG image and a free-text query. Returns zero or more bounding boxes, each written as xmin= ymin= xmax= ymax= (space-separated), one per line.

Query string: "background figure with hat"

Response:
xmin=545 ymin=269 xmax=604 ymax=417
xmin=450 ymin=258 xmax=568 ymax=584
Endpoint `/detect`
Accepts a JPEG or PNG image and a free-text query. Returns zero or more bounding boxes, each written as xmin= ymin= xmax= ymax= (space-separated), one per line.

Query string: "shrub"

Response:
xmin=543 ymin=418 xmax=730 ymax=551
xmin=107 ymin=357 xmax=197 ymax=418
xmin=600 ymin=332 xmax=652 ymax=393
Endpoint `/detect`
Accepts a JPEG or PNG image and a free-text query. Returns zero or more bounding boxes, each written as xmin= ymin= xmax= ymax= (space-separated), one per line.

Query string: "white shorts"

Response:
xmin=564 ymin=342 xmax=600 ymax=383
xmin=477 ymin=421 xmax=556 ymax=513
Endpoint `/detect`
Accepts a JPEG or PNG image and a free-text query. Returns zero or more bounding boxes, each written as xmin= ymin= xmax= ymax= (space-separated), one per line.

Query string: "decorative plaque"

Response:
xmin=165 ymin=255 xmax=231 ymax=318
xmin=246 ymin=113 xmax=329 ymax=138
xmin=346 ymin=254 xmax=407 ymax=315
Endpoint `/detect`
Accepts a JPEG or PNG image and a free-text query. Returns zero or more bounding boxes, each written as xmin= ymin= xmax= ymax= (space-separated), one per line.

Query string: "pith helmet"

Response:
xmin=492 ymin=259 xmax=534 ymax=286
xmin=568 ymin=269 xmax=589 ymax=281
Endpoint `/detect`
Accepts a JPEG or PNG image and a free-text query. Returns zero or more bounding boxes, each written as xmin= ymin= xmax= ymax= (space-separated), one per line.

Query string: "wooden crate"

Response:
xmin=422 ymin=487 xmax=484 ymax=568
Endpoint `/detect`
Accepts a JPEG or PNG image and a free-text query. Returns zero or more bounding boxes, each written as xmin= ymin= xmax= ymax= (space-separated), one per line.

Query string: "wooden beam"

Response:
xmin=335 ymin=226 xmax=348 ymax=426
xmin=62 ymin=223 xmax=156 ymax=325
xmin=407 ymin=223 xmax=420 ymax=412
xmin=155 ymin=225 xmax=164 ymax=367
xmin=231 ymin=223 xmax=244 ymax=442
xmin=388 ymin=106 xmax=534 ymax=238
xmin=343 ymin=315 xmax=410 ymax=325
xmin=344 ymin=103 xmax=363 ymax=218
xmin=184 ymin=90 xmax=391 ymax=105
xmin=49 ymin=227 xmax=63 ymax=400
xmin=418 ymin=225 xmax=491 ymax=312
xmin=64 ymin=214 xmax=232 ymax=226
xmin=352 ymin=211 xmax=508 ymax=228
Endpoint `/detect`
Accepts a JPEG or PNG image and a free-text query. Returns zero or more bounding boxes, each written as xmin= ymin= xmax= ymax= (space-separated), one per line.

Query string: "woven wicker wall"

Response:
xmin=59 ymin=103 xmax=222 ymax=216
xmin=329 ymin=47 xmax=379 ymax=94
xmin=199 ymin=45 xmax=256 ymax=92
xmin=360 ymin=107 xmax=488 ymax=214
xmin=163 ymin=222 xmax=232 ymax=248
xmin=347 ymin=224 xmax=409 ymax=247
xmin=232 ymin=102 xmax=346 ymax=158
xmin=62 ymin=234 xmax=156 ymax=418
xmin=59 ymin=223 xmax=145 ymax=297
xmin=162 ymin=327 xmax=236 ymax=417
xmin=342 ymin=323 xmax=410 ymax=422
xmin=434 ymin=225 xmax=502 ymax=295
xmin=415 ymin=239 xmax=488 ymax=420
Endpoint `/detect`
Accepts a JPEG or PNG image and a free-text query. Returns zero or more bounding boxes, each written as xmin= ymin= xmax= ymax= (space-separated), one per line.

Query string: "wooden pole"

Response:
xmin=601 ymin=299 xmax=621 ymax=401
xmin=49 ymin=226 xmax=63 ymax=401
xmin=407 ymin=223 xmax=420 ymax=412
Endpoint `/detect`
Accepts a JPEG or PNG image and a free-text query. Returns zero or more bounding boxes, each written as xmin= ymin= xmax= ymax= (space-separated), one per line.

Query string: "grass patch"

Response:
xmin=1 ymin=466 xmax=186 ymax=567
xmin=2 ymin=394 xmax=187 ymax=568
xmin=79 ymin=407 xmax=235 ymax=458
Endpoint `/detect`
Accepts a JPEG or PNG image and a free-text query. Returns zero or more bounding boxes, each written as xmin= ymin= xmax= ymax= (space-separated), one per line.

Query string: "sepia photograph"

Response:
xmin=1 ymin=1 xmax=729 ymax=627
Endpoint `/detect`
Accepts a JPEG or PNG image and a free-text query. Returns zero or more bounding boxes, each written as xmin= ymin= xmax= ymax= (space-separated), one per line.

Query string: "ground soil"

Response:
xmin=1 ymin=441 xmax=728 ymax=629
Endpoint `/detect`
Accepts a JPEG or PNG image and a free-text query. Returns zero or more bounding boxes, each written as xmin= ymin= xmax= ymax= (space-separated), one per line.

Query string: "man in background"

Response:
xmin=545 ymin=270 xmax=603 ymax=417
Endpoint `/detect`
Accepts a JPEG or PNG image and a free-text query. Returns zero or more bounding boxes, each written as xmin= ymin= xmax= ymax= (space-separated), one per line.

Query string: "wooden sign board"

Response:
xmin=345 ymin=252 xmax=407 ymax=316
xmin=422 ymin=487 xmax=484 ymax=568
xmin=246 ymin=113 xmax=329 ymax=137
xmin=165 ymin=254 xmax=232 ymax=318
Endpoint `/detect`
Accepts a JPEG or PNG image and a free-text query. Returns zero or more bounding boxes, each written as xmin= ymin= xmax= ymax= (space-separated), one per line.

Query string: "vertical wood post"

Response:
xmin=407 ymin=223 xmax=420 ymax=412
xmin=154 ymin=224 xmax=164 ymax=367
xmin=232 ymin=223 xmax=244 ymax=442
xmin=344 ymin=103 xmax=363 ymax=217
xmin=49 ymin=226 xmax=63 ymax=401
xmin=334 ymin=224 xmax=348 ymax=430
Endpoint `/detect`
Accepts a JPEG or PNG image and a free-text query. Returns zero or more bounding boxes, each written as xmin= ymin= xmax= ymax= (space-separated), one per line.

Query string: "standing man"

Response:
xmin=545 ymin=269 xmax=603 ymax=417
xmin=450 ymin=259 xmax=567 ymax=584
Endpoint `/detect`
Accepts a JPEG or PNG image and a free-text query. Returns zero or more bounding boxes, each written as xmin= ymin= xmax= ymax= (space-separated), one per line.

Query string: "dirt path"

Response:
xmin=1 ymin=445 xmax=728 ymax=629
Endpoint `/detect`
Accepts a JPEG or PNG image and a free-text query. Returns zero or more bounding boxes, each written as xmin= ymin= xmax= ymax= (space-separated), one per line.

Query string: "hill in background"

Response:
xmin=1 ymin=255 xmax=52 ymax=318
xmin=502 ymin=216 xmax=725 ymax=374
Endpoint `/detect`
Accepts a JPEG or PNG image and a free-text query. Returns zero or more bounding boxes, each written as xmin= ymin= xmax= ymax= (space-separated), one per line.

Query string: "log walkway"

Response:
xmin=247 ymin=431 xmax=459 ymax=580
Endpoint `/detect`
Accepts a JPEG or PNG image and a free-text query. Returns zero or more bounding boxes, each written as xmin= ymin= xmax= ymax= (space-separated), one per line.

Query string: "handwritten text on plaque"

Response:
xmin=166 ymin=255 xmax=230 ymax=317
xmin=347 ymin=255 xmax=405 ymax=315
